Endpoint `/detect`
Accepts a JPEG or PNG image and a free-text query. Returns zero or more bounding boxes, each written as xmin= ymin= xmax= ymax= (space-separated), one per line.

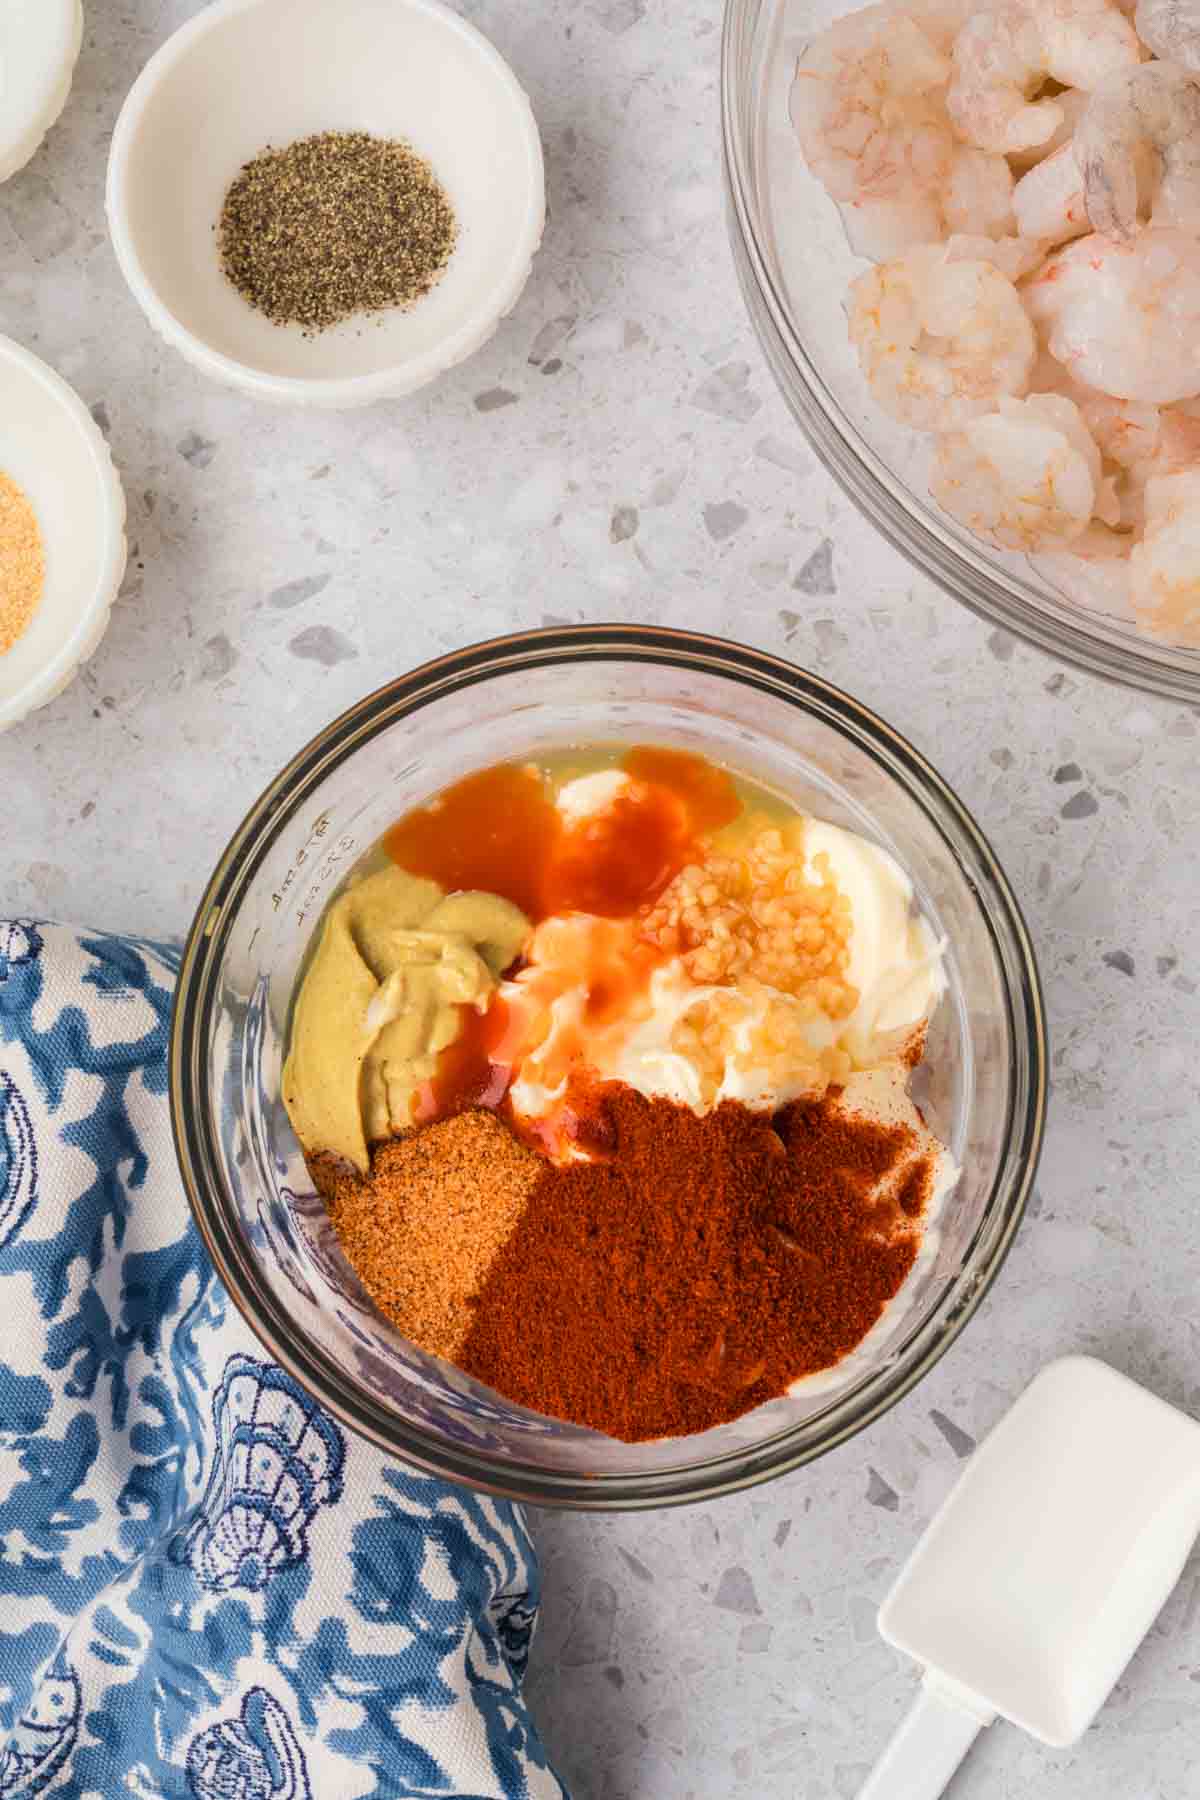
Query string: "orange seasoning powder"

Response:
xmin=317 ymin=1084 xmax=932 ymax=1440
xmin=0 ymin=472 xmax=45 ymax=655
xmin=316 ymin=1110 xmax=541 ymax=1361
xmin=448 ymin=1083 xmax=932 ymax=1441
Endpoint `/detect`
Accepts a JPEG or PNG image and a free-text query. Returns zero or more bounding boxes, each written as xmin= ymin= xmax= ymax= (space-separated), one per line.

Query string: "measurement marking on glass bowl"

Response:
xmin=295 ymin=835 xmax=358 ymax=927
xmin=271 ymin=814 xmax=339 ymax=914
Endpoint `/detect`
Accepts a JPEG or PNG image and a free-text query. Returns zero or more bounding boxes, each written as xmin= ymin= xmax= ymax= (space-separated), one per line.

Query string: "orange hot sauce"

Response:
xmin=384 ymin=764 xmax=560 ymax=920
xmin=385 ymin=747 xmax=739 ymax=923
xmin=390 ymin=747 xmax=741 ymax=1119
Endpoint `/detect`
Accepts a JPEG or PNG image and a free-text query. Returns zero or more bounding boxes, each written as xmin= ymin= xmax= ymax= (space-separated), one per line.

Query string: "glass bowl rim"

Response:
xmin=170 ymin=623 xmax=1048 ymax=1511
xmin=719 ymin=0 xmax=1200 ymax=704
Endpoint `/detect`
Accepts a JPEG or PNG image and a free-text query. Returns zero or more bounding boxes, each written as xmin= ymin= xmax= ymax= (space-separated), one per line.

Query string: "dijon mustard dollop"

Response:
xmin=282 ymin=865 xmax=529 ymax=1171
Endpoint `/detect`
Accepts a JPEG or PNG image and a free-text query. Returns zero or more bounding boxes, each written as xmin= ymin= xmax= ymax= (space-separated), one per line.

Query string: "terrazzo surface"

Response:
xmin=5 ymin=3 xmax=1200 ymax=1796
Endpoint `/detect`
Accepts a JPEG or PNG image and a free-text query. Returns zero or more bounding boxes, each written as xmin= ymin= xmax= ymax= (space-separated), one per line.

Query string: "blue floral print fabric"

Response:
xmin=0 ymin=921 xmax=566 ymax=1800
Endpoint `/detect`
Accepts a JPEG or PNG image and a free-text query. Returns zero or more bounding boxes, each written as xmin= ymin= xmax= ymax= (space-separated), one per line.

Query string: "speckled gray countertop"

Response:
xmin=5 ymin=4 xmax=1200 ymax=1797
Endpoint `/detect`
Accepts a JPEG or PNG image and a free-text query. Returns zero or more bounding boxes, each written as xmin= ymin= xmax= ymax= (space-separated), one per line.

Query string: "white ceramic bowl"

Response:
xmin=0 ymin=336 xmax=127 ymax=733
xmin=0 ymin=0 xmax=83 ymax=184
xmin=106 ymin=0 xmax=545 ymax=408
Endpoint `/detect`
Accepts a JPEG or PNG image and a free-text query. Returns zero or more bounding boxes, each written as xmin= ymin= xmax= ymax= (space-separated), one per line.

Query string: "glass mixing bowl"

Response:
xmin=722 ymin=0 xmax=1200 ymax=702
xmin=171 ymin=627 xmax=1046 ymax=1509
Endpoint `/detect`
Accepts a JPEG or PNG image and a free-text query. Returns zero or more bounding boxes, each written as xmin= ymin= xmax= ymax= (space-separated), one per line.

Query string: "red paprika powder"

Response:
xmin=460 ymin=1083 xmax=931 ymax=1442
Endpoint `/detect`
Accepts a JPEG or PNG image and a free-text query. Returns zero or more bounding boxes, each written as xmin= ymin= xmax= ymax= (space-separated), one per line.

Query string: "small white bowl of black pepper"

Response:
xmin=106 ymin=0 xmax=545 ymax=408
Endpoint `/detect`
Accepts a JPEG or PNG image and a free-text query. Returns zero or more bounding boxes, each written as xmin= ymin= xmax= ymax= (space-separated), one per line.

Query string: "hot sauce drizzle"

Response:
xmin=394 ymin=747 xmax=741 ymax=1119
xmin=385 ymin=746 xmax=739 ymax=923
xmin=417 ymin=996 xmax=512 ymax=1121
xmin=384 ymin=764 xmax=559 ymax=920
xmin=620 ymin=745 xmax=741 ymax=834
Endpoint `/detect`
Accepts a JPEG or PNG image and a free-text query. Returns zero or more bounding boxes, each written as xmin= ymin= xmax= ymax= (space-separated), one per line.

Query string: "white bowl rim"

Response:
xmin=0 ymin=333 xmax=127 ymax=732
xmin=105 ymin=0 xmax=546 ymax=405
xmin=0 ymin=0 xmax=84 ymax=186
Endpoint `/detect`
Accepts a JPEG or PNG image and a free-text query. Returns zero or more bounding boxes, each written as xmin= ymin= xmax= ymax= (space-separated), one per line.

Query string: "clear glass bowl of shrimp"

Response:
xmin=723 ymin=0 xmax=1200 ymax=698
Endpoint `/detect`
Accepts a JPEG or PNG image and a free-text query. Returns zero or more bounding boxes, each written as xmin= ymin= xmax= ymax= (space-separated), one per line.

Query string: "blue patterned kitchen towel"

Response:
xmin=0 ymin=921 xmax=566 ymax=1800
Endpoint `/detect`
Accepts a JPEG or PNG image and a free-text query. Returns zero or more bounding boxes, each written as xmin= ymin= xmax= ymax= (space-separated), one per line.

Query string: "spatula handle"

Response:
xmin=859 ymin=1677 xmax=993 ymax=1800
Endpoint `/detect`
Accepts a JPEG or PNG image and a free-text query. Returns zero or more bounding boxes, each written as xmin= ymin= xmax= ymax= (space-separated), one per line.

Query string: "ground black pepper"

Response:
xmin=218 ymin=130 xmax=457 ymax=333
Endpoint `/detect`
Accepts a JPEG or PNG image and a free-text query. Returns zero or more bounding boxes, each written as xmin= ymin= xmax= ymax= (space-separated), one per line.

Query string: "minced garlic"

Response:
xmin=640 ymin=816 xmax=858 ymax=1012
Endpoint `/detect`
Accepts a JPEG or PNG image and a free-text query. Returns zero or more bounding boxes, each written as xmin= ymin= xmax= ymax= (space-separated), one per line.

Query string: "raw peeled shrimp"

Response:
xmin=1035 ymin=523 xmax=1136 ymax=617
xmin=1013 ymin=132 xmax=1156 ymax=243
xmin=1160 ymin=403 xmax=1200 ymax=461
xmin=930 ymin=393 xmax=1100 ymax=548
xmin=1080 ymin=393 xmax=1200 ymax=522
xmin=1075 ymin=63 xmax=1200 ymax=239
xmin=1081 ymin=394 xmax=1164 ymax=470
xmin=948 ymin=11 xmax=1064 ymax=154
xmin=1026 ymin=229 xmax=1200 ymax=404
xmin=841 ymin=145 xmax=1015 ymax=260
xmin=848 ymin=247 xmax=1036 ymax=428
xmin=943 ymin=147 xmax=1017 ymax=237
xmin=789 ymin=0 xmax=1200 ymax=644
xmin=1077 ymin=393 xmax=1164 ymax=525
xmin=1009 ymin=88 xmax=1089 ymax=171
xmin=1135 ymin=0 xmax=1200 ymax=69
xmin=946 ymin=231 xmax=1046 ymax=279
xmin=838 ymin=193 xmax=945 ymax=260
xmin=1027 ymin=341 xmax=1094 ymax=400
xmin=1012 ymin=143 xmax=1092 ymax=243
xmin=911 ymin=0 xmax=978 ymax=50
xmin=948 ymin=0 xmax=1140 ymax=154
xmin=1037 ymin=0 xmax=1142 ymax=87
xmin=790 ymin=8 xmax=954 ymax=207
xmin=1022 ymin=354 xmax=1128 ymax=518
xmin=1129 ymin=469 xmax=1200 ymax=640
xmin=788 ymin=4 xmax=1025 ymax=261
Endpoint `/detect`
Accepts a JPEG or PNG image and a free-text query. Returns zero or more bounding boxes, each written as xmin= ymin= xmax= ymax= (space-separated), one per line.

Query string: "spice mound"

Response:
xmin=0 ymin=471 xmax=45 ymax=654
xmin=284 ymin=747 xmax=959 ymax=1442
xmin=315 ymin=1111 xmax=540 ymax=1364
xmin=325 ymin=1080 xmax=936 ymax=1441
xmin=219 ymin=130 xmax=457 ymax=333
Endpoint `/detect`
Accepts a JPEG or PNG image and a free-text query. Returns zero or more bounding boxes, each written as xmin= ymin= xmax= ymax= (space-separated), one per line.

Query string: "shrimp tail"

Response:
xmin=1076 ymin=62 xmax=1200 ymax=240
xmin=1136 ymin=0 xmax=1200 ymax=69
xmin=1076 ymin=142 xmax=1137 ymax=240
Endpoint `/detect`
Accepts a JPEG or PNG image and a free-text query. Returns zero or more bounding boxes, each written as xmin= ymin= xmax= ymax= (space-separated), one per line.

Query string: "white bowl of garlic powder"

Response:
xmin=0 ymin=337 xmax=127 ymax=733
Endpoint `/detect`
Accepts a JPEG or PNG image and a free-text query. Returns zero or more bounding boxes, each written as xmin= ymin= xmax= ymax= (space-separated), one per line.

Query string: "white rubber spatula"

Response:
xmin=861 ymin=1356 xmax=1200 ymax=1800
